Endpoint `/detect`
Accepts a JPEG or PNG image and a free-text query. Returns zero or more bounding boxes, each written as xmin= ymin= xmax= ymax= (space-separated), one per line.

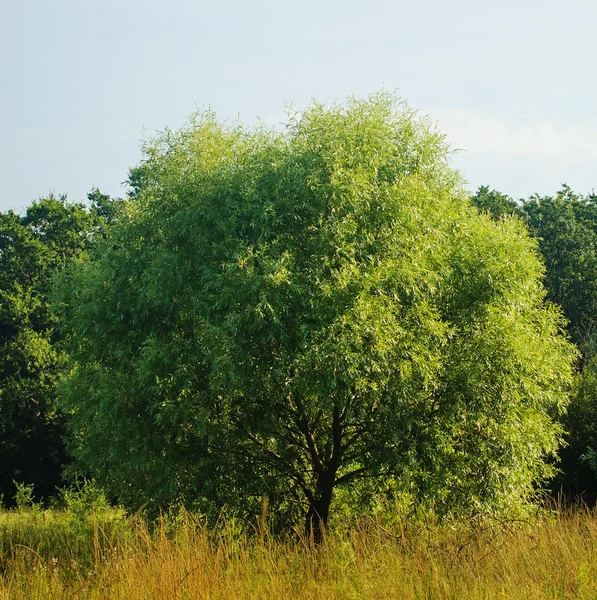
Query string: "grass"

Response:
xmin=0 ymin=502 xmax=596 ymax=599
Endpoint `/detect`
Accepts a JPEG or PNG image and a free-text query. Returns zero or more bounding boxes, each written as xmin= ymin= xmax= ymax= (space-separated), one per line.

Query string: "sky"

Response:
xmin=2 ymin=0 xmax=596 ymax=213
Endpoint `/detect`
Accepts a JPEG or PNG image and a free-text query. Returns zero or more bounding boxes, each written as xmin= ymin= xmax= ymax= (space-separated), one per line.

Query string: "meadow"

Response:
xmin=1 ymin=492 xmax=596 ymax=599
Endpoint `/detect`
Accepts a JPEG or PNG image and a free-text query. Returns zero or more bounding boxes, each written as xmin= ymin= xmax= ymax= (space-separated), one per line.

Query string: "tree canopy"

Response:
xmin=0 ymin=191 xmax=121 ymax=504
xmin=471 ymin=185 xmax=597 ymax=361
xmin=521 ymin=186 xmax=597 ymax=362
xmin=471 ymin=184 xmax=597 ymax=499
xmin=56 ymin=94 xmax=575 ymax=536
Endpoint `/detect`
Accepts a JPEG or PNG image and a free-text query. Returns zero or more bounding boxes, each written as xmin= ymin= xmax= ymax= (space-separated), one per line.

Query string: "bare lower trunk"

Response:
xmin=302 ymin=405 xmax=345 ymax=544
xmin=305 ymin=474 xmax=335 ymax=544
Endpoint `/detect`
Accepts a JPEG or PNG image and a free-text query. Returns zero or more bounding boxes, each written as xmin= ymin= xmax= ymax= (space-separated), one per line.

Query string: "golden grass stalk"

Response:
xmin=1 ymin=505 xmax=596 ymax=599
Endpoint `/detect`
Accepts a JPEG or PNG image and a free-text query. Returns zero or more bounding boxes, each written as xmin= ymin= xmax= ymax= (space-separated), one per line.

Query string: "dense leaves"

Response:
xmin=0 ymin=192 xmax=121 ymax=504
xmin=56 ymin=94 xmax=575 ymax=534
xmin=524 ymin=189 xmax=597 ymax=499
xmin=470 ymin=185 xmax=519 ymax=220
xmin=472 ymin=185 xmax=597 ymax=359
xmin=472 ymin=185 xmax=597 ymax=499
xmin=559 ymin=356 xmax=597 ymax=496
xmin=521 ymin=186 xmax=597 ymax=361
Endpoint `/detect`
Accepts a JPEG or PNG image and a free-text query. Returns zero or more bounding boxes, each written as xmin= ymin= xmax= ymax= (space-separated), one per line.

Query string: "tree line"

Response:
xmin=471 ymin=184 xmax=597 ymax=500
xmin=1 ymin=94 xmax=595 ymax=536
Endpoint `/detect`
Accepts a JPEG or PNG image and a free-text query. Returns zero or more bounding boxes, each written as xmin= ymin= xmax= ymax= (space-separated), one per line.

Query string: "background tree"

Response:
xmin=520 ymin=186 xmax=597 ymax=362
xmin=472 ymin=185 xmax=597 ymax=360
xmin=57 ymin=95 xmax=574 ymax=538
xmin=472 ymin=185 xmax=597 ymax=499
xmin=559 ymin=356 xmax=597 ymax=496
xmin=0 ymin=191 xmax=121 ymax=505
xmin=522 ymin=187 xmax=597 ymax=499
xmin=470 ymin=185 xmax=520 ymax=220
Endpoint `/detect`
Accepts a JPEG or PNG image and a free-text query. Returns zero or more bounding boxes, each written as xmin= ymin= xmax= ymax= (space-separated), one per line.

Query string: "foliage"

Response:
xmin=473 ymin=184 xmax=597 ymax=499
xmin=0 ymin=192 xmax=123 ymax=505
xmin=13 ymin=482 xmax=39 ymax=512
xmin=471 ymin=185 xmax=520 ymax=220
xmin=520 ymin=185 xmax=597 ymax=361
xmin=58 ymin=480 xmax=111 ymax=522
xmin=472 ymin=184 xmax=597 ymax=360
xmin=557 ymin=356 xmax=597 ymax=499
xmin=522 ymin=188 xmax=597 ymax=499
xmin=56 ymin=93 xmax=575 ymax=536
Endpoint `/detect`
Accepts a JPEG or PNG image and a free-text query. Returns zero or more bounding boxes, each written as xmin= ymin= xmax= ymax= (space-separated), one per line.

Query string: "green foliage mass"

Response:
xmin=0 ymin=192 xmax=122 ymax=504
xmin=521 ymin=189 xmax=597 ymax=498
xmin=472 ymin=185 xmax=597 ymax=360
xmin=56 ymin=94 xmax=575 ymax=533
xmin=470 ymin=185 xmax=519 ymax=220
xmin=472 ymin=185 xmax=597 ymax=498
xmin=562 ymin=357 xmax=597 ymax=490
xmin=521 ymin=186 xmax=597 ymax=361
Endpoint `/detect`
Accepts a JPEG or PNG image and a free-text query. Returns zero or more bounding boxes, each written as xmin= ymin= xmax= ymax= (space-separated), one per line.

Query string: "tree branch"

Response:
xmin=334 ymin=466 xmax=368 ymax=485
xmin=296 ymin=416 xmax=325 ymax=478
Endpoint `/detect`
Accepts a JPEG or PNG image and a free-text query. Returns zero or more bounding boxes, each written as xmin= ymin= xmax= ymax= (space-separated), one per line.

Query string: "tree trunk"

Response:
xmin=300 ymin=405 xmax=344 ymax=544
xmin=305 ymin=473 xmax=335 ymax=544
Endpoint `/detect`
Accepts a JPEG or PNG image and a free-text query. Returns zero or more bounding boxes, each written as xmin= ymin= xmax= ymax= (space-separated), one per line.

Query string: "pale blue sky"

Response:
xmin=2 ymin=0 xmax=596 ymax=212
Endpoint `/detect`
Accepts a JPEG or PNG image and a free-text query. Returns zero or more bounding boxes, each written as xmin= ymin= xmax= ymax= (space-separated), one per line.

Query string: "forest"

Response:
xmin=1 ymin=94 xmax=597 ymax=597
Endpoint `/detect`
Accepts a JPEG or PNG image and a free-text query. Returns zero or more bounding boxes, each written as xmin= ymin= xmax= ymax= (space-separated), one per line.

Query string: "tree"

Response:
xmin=473 ymin=185 xmax=597 ymax=362
xmin=520 ymin=186 xmax=597 ymax=499
xmin=520 ymin=186 xmax=597 ymax=362
xmin=473 ymin=184 xmax=597 ymax=499
xmin=471 ymin=186 xmax=520 ymax=220
xmin=557 ymin=356 xmax=597 ymax=498
xmin=57 ymin=94 xmax=575 ymax=538
xmin=0 ymin=192 xmax=121 ymax=504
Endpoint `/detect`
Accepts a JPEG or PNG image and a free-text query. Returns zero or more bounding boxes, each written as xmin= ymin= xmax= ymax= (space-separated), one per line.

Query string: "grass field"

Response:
xmin=1 ymin=500 xmax=596 ymax=599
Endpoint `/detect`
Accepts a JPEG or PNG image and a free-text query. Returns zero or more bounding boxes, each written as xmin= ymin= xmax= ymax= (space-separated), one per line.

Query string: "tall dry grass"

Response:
xmin=1 ymin=504 xmax=596 ymax=599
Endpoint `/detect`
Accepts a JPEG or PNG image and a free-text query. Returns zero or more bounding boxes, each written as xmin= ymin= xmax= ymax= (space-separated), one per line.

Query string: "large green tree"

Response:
xmin=57 ymin=95 xmax=574 ymax=537
xmin=0 ymin=192 xmax=121 ymax=504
